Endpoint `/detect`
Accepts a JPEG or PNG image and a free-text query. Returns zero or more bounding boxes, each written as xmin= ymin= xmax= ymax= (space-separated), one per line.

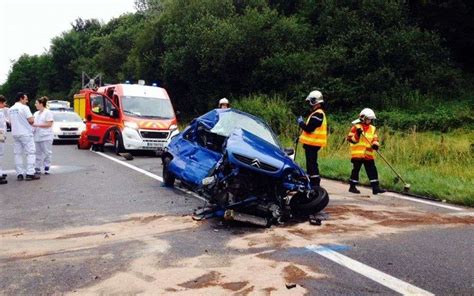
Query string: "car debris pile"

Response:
xmin=162 ymin=109 xmax=329 ymax=227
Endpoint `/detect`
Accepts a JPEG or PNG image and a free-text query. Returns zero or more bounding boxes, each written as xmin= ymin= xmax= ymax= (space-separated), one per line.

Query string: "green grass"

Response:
xmin=287 ymin=125 xmax=474 ymax=206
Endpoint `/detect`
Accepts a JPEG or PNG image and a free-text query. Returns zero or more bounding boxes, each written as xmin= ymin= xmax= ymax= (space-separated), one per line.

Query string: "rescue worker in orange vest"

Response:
xmin=347 ymin=108 xmax=385 ymax=195
xmin=297 ymin=90 xmax=327 ymax=187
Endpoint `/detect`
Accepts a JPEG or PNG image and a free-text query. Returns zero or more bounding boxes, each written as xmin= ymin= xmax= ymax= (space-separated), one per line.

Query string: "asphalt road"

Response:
xmin=0 ymin=137 xmax=473 ymax=295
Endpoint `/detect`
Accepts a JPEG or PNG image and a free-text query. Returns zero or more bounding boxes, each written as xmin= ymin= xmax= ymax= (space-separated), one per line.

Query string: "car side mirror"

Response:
xmin=284 ymin=148 xmax=295 ymax=156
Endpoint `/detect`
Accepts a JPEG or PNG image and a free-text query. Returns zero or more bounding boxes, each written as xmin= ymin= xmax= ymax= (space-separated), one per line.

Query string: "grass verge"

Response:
xmin=284 ymin=125 xmax=474 ymax=206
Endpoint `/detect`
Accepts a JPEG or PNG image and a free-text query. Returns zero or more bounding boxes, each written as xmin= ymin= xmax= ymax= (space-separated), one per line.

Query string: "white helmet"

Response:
xmin=359 ymin=108 xmax=376 ymax=120
xmin=305 ymin=90 xmax=324 ymax=106
xmin=219 ymin=97 xmax=229 ymax=106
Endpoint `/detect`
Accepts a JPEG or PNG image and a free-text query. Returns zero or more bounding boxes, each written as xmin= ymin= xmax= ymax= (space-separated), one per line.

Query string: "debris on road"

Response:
xmin=224 ymin=210 xmax=269 ymax=227
xmin=286 ymin=283 xmax=297 ymax=289
xmin=118 ymin=153 xmax=133 ymax=160
xmin=309 ymin=216 xmax=322 ymax=225
xmin=192 ymin=206 xmax=224 ymax=221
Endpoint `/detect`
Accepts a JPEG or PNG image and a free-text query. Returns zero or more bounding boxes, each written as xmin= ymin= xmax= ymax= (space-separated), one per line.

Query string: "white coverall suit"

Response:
xmin=33 ymin=109 xmax=54 ymax=172
xmin=0 ymin=108 xmax=7 ymax=176
xmin=8 ymin=102 xmax=36 ymax=176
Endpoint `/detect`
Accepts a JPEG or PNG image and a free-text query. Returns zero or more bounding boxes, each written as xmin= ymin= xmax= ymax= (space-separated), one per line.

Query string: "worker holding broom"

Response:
xmin=347 ymin=108 xmax=385 ymax=195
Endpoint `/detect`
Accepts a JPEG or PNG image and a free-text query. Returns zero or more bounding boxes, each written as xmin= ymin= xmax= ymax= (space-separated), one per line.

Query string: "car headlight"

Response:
xmin=169 ymin=124 xmax=178 ymax=131
xmin=124 ymin=121 xmax=138 ymax=130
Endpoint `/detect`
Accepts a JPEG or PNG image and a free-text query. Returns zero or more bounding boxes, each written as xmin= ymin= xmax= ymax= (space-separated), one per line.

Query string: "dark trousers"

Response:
xmin=304 ymin=145 xmax=321 ymax=185
xmin=350 ymin=159 xmax=379 ymax=185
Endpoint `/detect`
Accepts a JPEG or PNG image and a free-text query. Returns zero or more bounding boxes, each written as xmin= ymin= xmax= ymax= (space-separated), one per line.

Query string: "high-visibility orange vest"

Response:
xmin=349 ymin=124 xmax=378 ymax=160
xmin=299 ymin=109 xmax=327 ymax=147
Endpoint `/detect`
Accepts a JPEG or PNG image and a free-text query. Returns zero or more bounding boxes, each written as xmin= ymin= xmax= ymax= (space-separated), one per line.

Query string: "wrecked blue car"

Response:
xmin=161 ymin=108 xmax=329 ymax=226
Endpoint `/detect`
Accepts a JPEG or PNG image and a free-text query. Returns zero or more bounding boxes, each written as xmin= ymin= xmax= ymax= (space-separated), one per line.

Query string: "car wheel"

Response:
xmin=114 ymin=131 xmax=125 ymax=155
xmin=290 ymin=187 xmax=329 ymax=215
xmin=162 ymin=157 xmax=175 ymax=187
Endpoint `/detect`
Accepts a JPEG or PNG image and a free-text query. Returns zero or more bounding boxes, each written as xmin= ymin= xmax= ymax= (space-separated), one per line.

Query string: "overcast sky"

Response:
xmin=0 ymin=0 xmax=137 ymax=84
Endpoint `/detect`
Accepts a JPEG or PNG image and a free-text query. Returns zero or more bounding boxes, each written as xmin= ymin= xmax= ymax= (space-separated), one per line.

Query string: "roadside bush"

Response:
xmin=377 ymin=101 xmax=474 ymax=132
xmin=232 ymin=94 xmax=298 ymax=139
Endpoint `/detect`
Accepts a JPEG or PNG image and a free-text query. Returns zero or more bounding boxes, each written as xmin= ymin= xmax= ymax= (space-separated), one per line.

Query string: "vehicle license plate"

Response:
xmin=64 ymin=132 xmax=77 ymax=135
xmin=147 ymin=142 xmax=163 ymax=148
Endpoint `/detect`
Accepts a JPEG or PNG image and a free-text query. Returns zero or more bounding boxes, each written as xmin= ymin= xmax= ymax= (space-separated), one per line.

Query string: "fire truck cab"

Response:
xmin=75 ymin=82 xmax=179 ymax=153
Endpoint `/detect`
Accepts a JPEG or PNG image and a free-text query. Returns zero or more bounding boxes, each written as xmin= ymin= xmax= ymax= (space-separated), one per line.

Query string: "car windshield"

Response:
xmin=210 ymin=111 xmax=279 ymax=147
xmin=121 ymin=96 xmax=174 ymax=119
xmin=52 ymin=112 xmax=82 ymax=122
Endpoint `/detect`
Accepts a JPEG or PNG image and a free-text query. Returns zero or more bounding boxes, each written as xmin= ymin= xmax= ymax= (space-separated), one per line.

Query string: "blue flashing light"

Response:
xmin=125 ymin=80 xmax=131 ymax=84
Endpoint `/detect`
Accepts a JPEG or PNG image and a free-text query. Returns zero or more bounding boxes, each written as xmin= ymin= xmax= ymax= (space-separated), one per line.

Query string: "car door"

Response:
xmin=86 ymin=92 xmax=120 ymax=144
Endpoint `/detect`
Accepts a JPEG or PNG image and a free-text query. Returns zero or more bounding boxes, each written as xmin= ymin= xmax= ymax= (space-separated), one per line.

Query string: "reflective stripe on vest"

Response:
xmin=299 ymin=109 xmax=327 ymax=147
xmin=350 ymin=124 xmax=376 ymax=159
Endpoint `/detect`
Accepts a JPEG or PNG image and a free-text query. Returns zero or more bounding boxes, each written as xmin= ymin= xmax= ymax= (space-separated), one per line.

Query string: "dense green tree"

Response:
xmin=49 ymin=18 xmax=102 ymax=98
xmin=92 ymin=14 xmax=146 ymax=83
xmin=1 ymin=55 xmax=44 ymax=106
xmin=408 ymin=0 xmax=474 ymax=71
xmin=0 ymin=0 xmax=470 ymax=116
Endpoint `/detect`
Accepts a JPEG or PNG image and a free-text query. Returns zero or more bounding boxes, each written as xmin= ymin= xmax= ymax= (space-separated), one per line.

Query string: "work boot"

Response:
xmin=0 ymin=179 xmax=7 ymax=185
xmin=1 ymin=174 xmax=7 ymax=179
xmin=35 ymin=167 xmax=41 ymax=174
xmin=44 ymin=166 xmax=50 ymax=175
xmin=25 ymin=173 xmax=40 ymax=181
xmin=17 ymin=175 xmax=24 ymax=181
xmin=372 ymin=182 xmax=386 ymax=195
xmin=349 ymin=183 xmax=360 ymax=194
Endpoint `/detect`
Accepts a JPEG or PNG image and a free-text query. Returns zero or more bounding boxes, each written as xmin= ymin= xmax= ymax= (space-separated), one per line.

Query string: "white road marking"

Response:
xmin=93 ymin=151 xmax=207 ymax=202
xmin=381 ymin=192 xmax=465 ymax=211
xmin=306 ymin=245 xmax=435 ymax=296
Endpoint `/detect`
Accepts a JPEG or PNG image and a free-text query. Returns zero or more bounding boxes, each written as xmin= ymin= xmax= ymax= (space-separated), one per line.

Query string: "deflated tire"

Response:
xmin=290 ymin=187 xmax=329 ymax=215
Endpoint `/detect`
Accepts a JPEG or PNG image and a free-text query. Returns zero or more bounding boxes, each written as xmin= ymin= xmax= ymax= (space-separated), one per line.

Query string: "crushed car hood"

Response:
xmin=226 ymin=128 xmax=303 ymax=178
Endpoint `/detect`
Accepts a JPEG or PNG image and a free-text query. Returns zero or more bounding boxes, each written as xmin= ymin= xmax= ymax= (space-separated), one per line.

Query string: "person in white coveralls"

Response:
xmin=33 ymin=96 xmax=54 ymax=175
xmin=8 ymin=92 xmax=40 ymax=181
xmin=0 ymin=95 xmax=8 ymax=184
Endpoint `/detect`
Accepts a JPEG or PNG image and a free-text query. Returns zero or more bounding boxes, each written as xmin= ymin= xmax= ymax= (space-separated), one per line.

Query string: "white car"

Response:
xmin=51 ymin=111 xmax=85 ymax=142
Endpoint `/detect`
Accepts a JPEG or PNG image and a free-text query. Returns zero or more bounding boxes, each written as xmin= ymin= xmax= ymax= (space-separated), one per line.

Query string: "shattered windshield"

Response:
xmin=121 ymin=96 xmax=174 ymax=119
xmin=210 ymin=111 xmax=279 ymax=147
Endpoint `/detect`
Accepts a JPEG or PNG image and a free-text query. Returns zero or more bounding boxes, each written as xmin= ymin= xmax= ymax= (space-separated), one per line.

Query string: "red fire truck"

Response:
xmin=74 ymin=81 xmax=179 ymax=153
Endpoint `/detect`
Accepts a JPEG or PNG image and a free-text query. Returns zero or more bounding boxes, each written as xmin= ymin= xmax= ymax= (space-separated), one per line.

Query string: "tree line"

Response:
xmin=1 ymin=0 xmax=473 ymax=116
